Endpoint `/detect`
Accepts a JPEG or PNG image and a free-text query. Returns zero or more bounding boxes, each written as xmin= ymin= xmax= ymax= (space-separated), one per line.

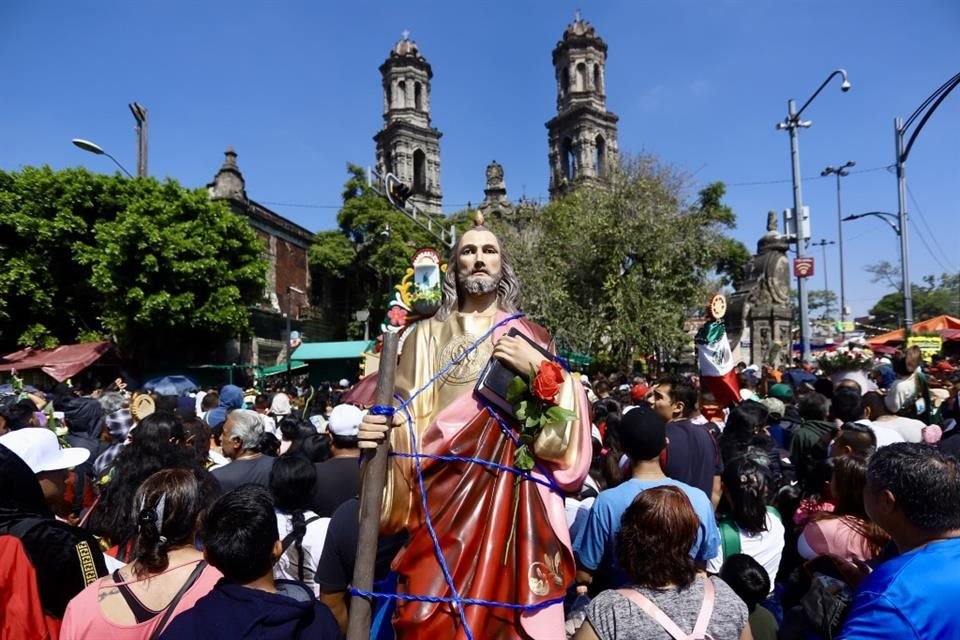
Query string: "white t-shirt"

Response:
xmin=872 ymin=416 xmax=925 ymax=443
xmin=858 ymin=419 xmax=905 ymax=448
xmin=274 ymin=510 xmax=330 ymax=596
xmin=707 ymin=510 xmax=785 ymax=593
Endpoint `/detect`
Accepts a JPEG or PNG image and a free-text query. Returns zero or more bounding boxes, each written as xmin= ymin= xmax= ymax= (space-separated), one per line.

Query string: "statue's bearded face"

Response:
xmin=456 ymin=228 xmax=503 ymax=297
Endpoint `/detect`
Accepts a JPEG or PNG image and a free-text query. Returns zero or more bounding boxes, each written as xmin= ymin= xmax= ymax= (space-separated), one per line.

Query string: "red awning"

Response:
xmin=868 ymin=315 xmax=960 ymax=346
xmin=0 ymin=342 xmax=113 ymax=382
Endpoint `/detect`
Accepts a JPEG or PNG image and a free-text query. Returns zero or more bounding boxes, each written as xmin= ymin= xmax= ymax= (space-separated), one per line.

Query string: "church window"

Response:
xmin=593 ymin=64 xmax=602 ymax=93
xmin=575 ymin=62 xmax=587 ymax=91
xmin=595 ymin=135 xmax=606 ymax=177
xmin=561 ymin=138 xmax=575 ymax=180
xmin=397 ymin=80 xmax=406 ymax=108
xmin=415 ymin=82 xmax=423 ymax=110
xmin=413 ymin=149 xmax=427 ymax=193
xmin=560 ymin=67 xmax=569 ymax=95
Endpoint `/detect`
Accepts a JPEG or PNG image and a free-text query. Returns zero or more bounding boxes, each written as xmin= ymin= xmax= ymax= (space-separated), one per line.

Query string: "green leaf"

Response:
xmin=514 ymin=445 xmax=535 ymax=472
xmin=544 ymin=406 xmax=577 ymax=425
xmin=506 ymin=375 xmax=528 ymax=405
xmin=525 ymin=415 xmax=540 ymax=431
xmin=515 ymin=400 xmax=528 ymax=421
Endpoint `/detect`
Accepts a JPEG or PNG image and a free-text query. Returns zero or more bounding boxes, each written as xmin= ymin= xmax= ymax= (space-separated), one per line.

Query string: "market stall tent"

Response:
xmin=867 ymin=315 xmax=960 ymax=346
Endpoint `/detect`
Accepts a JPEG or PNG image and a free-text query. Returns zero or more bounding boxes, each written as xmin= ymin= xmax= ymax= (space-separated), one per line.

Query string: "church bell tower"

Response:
xmin=546 ymin=13 xmax=619 ymax=198
xmin=374 ymin=33 xmax=443 ymax=215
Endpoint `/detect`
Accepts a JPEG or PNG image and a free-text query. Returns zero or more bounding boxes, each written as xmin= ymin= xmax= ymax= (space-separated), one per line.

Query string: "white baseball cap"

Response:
xmin=338 ymin=378 xmax=350 ymax=389
xmin=0 ymin=428 xmax=89 ymax=473
xmin=327 ymin=404 xmax=363 ymax=437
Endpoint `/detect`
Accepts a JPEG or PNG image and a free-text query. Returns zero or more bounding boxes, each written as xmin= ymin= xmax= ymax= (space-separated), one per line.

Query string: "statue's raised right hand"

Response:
xmin=357 ymin=410 xmax=404 ymax=448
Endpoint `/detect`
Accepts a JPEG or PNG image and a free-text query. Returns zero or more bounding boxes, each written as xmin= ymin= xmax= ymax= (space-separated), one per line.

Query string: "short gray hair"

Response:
xmin=99 ymin=391 xmax=126 ymax=415
xmin=227 ymin=409 xmax=264 ymax=450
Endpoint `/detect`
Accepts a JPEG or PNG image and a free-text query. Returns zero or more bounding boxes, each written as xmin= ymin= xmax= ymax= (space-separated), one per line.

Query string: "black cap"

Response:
xmin=619 ymin=406 xmax=667 ymax=462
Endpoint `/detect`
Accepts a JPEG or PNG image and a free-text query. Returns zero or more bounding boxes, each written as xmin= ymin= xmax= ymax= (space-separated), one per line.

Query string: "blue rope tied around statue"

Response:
xmin=357 ymin=312 xmax=573 ymax=639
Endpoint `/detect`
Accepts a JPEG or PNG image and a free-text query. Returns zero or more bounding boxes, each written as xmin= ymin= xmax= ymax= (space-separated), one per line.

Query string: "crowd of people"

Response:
xmin=1 ymin=343 xmax=959 ymax=639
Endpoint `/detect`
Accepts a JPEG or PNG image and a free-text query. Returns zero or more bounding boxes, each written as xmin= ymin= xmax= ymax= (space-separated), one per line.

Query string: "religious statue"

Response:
xmin=359 ymin=214 xmax=591 ymax=639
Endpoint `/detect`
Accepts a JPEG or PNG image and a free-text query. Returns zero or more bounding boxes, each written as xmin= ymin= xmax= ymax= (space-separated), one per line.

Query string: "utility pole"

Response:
xmin=129 ymin=102 xmax=148 ymax=177
xmin=822 ymin=161 xmax=855 ymax=340
xmin=776 ymin=69 xmax=851 ymax=362
xmin=893 ymin=72 xmax=960 ymax=334
xmin=810 ymin=239 xmax=837 ymax=330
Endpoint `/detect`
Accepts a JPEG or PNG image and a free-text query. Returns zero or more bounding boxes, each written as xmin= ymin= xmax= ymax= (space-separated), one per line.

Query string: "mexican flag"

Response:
xmin=696 ymin=319 xmax=740 ymax=407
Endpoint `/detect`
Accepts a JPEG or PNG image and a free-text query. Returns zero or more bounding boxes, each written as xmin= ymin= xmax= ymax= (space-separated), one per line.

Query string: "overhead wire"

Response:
xmin=906 ymin=184 xmax=956 ymax=272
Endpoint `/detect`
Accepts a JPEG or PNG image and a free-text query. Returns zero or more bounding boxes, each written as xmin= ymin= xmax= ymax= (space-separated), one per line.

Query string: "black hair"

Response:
xmin=721 ymin=450 xmax=772 ymax=536
xmin=861 ymin=391 xmax=889 ymax=419
xmin=181 ymin=417 xmax=211 ymax=465
xmin=719 ymin=554 xmax=770 ymax=612
xmin=834 ymin=421 xmax=877 ymax=458
xmin=153 ymin=395 xmax=178 ymax=414
xmin=86 ymin=424 xmax=200 ymax=556
xmin=655 ymin=375 xmax=697 ymax=418
xmin=332 ymin=434 xmax=359 ymax=450
xmin=719 ymin=401 xmax=769 ymax=464
xmin=0 ymin=399 xmax=36 ymax=430
xmin=279 ymin=416 xmax=330 ymax=463
xmin=269 ymin=456 xmax=317 ymax=581
xmin=200 ymin=392 xmax=219 ymax=412
xmin=201 ymin=484 xmax=279 ymax=584
xmin=867 ymin=443 xmax=960 ymax=532
xmin=798 ymin=392 xmax=830 ymax=421
xmin=256 ymin=432 xmax=281 ymax=457
xmin=255 ymin=394 xmax=270 ymax=410
xmin=831 ymin=388 xmax=864 ymax=423
xmin=137 ymin=411 xmax=185 ymax=446
xmin=132 ymin=468 xmax=211 ymax=578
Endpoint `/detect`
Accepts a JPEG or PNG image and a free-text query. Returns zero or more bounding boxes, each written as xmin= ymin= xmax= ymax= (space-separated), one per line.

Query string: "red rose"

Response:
xmin=532 ymin=360 xmax=565 ymax=404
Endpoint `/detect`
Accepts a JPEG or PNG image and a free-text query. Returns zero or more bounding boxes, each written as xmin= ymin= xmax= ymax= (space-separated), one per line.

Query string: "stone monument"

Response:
xmin=726 ymin=211 xmax=793 ymax=367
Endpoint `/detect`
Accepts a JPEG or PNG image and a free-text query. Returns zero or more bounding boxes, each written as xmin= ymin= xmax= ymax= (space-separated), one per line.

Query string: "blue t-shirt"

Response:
xmin=840 ymin=537 xmax=960 ymax=639
xmin=574 ymin=477 xmax=719 ymax=584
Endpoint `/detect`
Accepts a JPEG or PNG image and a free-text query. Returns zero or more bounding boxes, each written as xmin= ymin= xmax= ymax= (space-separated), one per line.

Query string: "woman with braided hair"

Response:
xmin=61 ymin=468 xmax=222 ymax=639
xmin=707 ymin=449 xmax=785 ymax=595
xmin=269 ymin=455 xmax=329 ymax=596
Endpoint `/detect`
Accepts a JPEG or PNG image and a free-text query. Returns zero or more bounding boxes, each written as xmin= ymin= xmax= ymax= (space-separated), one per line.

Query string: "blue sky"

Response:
xmin=1 ymin=1 xmax=957 ymax=319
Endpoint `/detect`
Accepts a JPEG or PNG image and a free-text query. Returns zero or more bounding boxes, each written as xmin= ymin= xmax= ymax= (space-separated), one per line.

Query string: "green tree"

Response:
xmin=497 ymin=154 xmax=745 ymax=367
xmin=310 ymin=165 xmax=443 ymax=338
xmin=78 ymin=180 xmax=267 ymax=366
xmin=865 ymin=261 xmax=960 ymax=327
xmin=0 ymin=167 xmax=267 ymax=367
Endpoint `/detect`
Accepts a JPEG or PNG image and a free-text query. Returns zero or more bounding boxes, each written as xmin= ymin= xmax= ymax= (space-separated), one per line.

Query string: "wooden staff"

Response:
xmin=347 ymin=331 xmax=400 ymax=640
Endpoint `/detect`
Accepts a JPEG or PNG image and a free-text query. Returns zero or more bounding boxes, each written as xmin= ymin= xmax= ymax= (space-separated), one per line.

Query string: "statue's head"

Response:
xmin=436 ymin=212 xmax=521 ymax=320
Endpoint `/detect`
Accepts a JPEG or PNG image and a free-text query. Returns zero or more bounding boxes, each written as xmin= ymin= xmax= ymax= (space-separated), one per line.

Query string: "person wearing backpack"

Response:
xmin=0 ymin=430 xmax=108 ymax=629
xmin=706 ymin=451 xmax=785 ymax=595
xmin=574 ymin=485 xmax=750 ymax=639
xmin=270 ymin=455 xmax=329 ymax=596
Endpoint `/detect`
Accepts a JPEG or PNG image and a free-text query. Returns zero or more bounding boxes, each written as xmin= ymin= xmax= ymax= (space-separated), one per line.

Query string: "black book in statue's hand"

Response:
xmin=475 ymin=328 xmax=554 ymax=418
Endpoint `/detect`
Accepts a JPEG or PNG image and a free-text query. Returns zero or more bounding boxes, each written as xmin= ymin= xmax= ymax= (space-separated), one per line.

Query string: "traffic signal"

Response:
xmin=385 ymin=173 xmax=412 ymax=208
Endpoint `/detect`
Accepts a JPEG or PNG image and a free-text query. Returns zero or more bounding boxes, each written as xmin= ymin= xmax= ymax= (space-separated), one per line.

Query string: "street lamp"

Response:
xmin=821 ymin=160 xmax=856 ymax=338
xmin=776 ymin=69 xmax=851 ymax=362
xmin=71 ymin=138 xmax=134 ymax=178
xmin=843 ymin=211 xmax=905 ymax=329
xmin=894 ymin=71 xmax=960 ymax=333
xmin=286 ymin=285 xmax=306 ymax=378
xmin=354 ymin=309 xmax=371 ymax=341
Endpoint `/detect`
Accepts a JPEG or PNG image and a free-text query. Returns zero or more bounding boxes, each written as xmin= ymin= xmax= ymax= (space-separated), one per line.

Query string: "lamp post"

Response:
xmin=70 ymin=138 xmax=134 ymax=178
xmin=72 ymin=101 xmax=149 ymax=178
xmin=354 ymin=309 xmax=371 ymax=341
xmin=286 ymin=285 xmax=305 ymax=378
xmin=776 ymin=69 xmax=851 ymax=362
xmin=894 ymin=71 xmax=960 ymax=333
xmin=843 ymin=211 xmax=904 ymax=329
xmin=821 ymin=161 xmax=855 ymax=339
